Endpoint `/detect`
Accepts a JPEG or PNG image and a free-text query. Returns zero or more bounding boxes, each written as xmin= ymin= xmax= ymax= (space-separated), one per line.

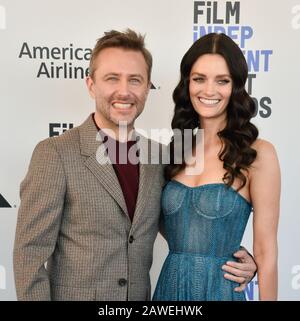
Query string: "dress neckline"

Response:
xmin=170 ymin=180 xmax=252 ymax=206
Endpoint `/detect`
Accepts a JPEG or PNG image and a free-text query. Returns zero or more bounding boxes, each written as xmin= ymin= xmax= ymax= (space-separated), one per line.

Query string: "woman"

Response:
xmin=153 ymin=33 xmax=280 ymax=301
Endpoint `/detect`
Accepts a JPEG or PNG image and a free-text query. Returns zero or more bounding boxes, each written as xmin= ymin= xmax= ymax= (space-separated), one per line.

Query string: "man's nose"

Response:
xmin=116 ymin=79 xmax=130 ymax=97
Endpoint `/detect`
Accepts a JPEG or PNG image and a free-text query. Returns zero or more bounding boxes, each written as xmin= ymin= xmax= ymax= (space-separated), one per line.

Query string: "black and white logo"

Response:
xmin=49 ymin=123 xmax=74 ymax=137
xmin=0 ymin=194 xmax=11 ymax=208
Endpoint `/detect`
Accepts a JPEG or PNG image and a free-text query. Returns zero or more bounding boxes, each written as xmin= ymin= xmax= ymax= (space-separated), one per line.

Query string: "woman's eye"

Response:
xmin=192 ymin=77 xmax=204 ymax=82
xmin=218 ymin=79 xmax=230 ymax=85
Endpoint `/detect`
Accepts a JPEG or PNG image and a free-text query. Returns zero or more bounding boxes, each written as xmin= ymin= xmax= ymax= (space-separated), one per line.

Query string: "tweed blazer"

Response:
xmin=13 ymin=114 xmax=165 ymax=301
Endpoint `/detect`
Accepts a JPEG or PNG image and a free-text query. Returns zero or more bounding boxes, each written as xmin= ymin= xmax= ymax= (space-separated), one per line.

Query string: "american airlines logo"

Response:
xmin=0 ymin=194 xmax=11 ymax=208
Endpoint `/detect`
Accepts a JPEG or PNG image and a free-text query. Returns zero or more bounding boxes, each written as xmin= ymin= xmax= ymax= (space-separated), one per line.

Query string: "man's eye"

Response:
xmin=107 ymin=77 xmax=118 ymax=81
xmin=130 ymin=78 xmax=141 ymax=84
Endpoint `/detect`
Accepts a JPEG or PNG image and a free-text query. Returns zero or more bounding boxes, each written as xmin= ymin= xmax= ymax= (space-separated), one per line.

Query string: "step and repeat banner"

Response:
xmin=0 ymin=0 xmax=299 ymax=300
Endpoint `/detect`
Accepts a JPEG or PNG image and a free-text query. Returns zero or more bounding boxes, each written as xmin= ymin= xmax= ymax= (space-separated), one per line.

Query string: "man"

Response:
xmin=13 ymin=29 xmax=256 ymax=301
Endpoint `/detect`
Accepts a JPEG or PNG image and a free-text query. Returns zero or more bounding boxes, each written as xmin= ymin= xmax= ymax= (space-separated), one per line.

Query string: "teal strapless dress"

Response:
xmin=153 ymin=181 xmax=252 ymax=301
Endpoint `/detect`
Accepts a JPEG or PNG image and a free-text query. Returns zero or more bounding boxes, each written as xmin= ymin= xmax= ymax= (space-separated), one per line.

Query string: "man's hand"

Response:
xmin=222 ymin=248 xmax=257 ymax=292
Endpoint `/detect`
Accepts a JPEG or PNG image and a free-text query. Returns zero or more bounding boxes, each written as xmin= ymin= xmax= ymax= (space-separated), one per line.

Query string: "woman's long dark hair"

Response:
xmin=165 ymin=33 xmax=258 ymax=190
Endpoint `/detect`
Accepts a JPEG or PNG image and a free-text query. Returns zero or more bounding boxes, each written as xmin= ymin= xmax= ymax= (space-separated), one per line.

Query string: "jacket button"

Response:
xmin=129 ymin=235 xmax=134 ymax=243
xmin=118 ymin=278 xmax=127 ymax=287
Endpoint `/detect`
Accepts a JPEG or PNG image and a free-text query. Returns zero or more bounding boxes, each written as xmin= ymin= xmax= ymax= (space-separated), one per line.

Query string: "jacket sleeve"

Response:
xmin=13 ymin=139 xmax=66 ymax=300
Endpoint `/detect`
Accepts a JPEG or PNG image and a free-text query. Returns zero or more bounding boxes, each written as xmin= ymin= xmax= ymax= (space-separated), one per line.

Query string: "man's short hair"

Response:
xmin=89 ymin=29 xmax=152 ymax=81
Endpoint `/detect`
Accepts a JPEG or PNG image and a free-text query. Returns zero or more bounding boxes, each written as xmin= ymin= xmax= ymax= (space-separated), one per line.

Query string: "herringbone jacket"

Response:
xmin=13 ymin=114 xmax=165 ymax=301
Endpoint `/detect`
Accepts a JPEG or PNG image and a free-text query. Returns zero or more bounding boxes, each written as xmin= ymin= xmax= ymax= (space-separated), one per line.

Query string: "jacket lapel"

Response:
xmin=132 ymin=163 xmax=157 ymax=227
xmin=131 ymin=135 xmax=158 ymax=227
xmin=79 ymin=115 xmax=129 ymax=217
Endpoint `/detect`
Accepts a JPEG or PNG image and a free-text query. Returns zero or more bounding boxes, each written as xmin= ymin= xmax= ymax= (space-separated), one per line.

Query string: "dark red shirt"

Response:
xmin=92 ymin=114 xmax=139 ymax=222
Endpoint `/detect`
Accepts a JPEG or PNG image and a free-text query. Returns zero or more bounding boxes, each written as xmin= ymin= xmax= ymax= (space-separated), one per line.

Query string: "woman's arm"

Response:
xmin=250 ymin=139 xmax=280 ymax=300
